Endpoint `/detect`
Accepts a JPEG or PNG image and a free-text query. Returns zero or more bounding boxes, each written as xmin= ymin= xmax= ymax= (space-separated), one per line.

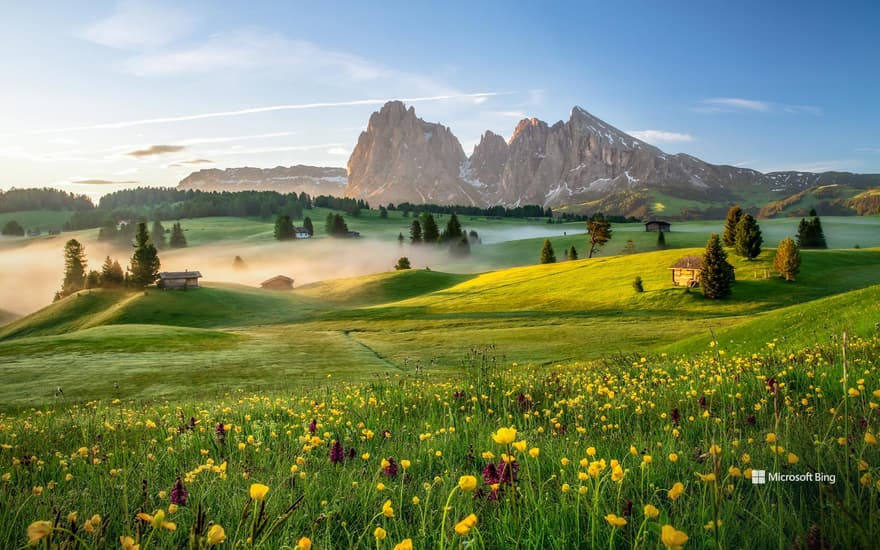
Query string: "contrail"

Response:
xmin=32 ymin=92 xmax=511 ymax=134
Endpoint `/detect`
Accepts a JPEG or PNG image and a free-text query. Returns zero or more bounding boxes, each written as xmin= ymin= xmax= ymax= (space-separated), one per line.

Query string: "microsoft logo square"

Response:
xmin=751 ymin=469 xmax=767 ymax=484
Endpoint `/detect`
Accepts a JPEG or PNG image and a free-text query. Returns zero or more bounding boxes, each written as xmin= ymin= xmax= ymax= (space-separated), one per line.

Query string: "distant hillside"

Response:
xmin=178 ymin=165 xmax=347 ymax=195
xmin=0 ymin=308 xmax=19 ymax=326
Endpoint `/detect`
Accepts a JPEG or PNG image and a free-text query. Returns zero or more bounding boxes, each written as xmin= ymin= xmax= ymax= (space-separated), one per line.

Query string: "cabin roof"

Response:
xmin=261 ymin=275 xmax=294 ymax=285
xmin=159 ymin=271 xmax=202 ymax=279
xmin=670 ymin=256 xmax=702 ymax=269
xmin=644 ymin=220 xmax=670 ymax=226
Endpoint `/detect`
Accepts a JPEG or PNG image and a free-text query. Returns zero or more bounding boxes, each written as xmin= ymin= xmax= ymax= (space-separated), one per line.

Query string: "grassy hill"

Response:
xmin=0 ymin=308 xmax=19 ymax=325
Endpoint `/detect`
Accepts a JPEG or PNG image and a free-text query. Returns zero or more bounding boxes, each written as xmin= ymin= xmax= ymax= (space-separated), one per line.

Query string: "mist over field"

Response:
xmin=0 ymin=234 xmax=465 ymax=315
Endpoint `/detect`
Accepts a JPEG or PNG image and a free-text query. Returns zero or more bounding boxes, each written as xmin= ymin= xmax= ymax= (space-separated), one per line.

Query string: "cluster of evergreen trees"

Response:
xmin=395 ymin=202 xmax=550 ymax=220
xmin=408 ymin=212 xmax=472 ymax=255
xmin=2 ymin=220 xmax=25 ymax=236
xmin=54 ymin=222 xmax=160 ymax=301
xmin=99 ymin=219 xmax=187 ymax=248
xmin=0 ymin=188 xmax=94 ymax=212
xmin=797 ymin=210 xmax=828 ymax=248
xmin=721 ymin=205 xmax=764 ymax=260
xmin=325 ymin=213 xmax=350 ymax=237
xmin=313 ymin=196 xmax=368 ymax=215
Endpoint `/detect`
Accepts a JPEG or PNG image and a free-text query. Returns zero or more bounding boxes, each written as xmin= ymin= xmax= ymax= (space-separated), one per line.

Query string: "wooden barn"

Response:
xmin=294 ymin=227 xmax=311 ymax=239
xmin=158 ymin=270 xmax=202 ymax=290
xmin=670 ymin=256 xmax=702 ymax=287
xmin=645 ymin=220 xmax=671 ymax=232
xmin=261 ymin=275 xmax=294 ymax=291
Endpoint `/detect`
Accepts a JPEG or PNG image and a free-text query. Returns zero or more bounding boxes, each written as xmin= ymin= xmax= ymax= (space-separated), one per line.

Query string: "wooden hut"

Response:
xmin=645 ymin=220 xmax=671 ymax=232
xmin=158 ymin=270 xmax=202 ymax=290
xmin=670 ymin=256 xmax=702 ymax=287
xmin=260 ymin=275 xmax=294 ymax=291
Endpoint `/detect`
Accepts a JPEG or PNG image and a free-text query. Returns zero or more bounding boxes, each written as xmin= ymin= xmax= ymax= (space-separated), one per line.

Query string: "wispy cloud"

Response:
xmin=855 ymin=147 xmax=880 ymax=154
xmin=76 ymin=1 xmax=195 ymax=50
xmin=33 ymin=93 xmax=509 ymax=134
xmin=201 ymin=143 xmax=346 ymax=158
xmin=71 ymin=178 xmax=140 ymax=185
xmin=491 ymin=110 xmax=527 ymax=119
xmin=765 ymin=160 xmax=847 ymax=173
xmin=175 ymin=159 xmax=213 ymax=164
xmin=176 ymin=132 xmax=295 ymax=146
xmin=696 ymin=97 xmax=821 ymax=115
xmin=627 ymin=130 xmax=694 ymax=144
xmin=325 ymin=147 xmax=350 ymax=156
xmin=126 ymin=144 xmax=186 ymax=157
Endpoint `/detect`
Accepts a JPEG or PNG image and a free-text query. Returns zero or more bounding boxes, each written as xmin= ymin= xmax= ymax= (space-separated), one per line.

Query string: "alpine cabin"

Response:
xmin=261 ymin=275 xmax=294 ymax=291
xmin=670 ymin=256 xmax=702 ymax=287
xmin=645 ymin=220 xmax=671 ymax=232
xmin=158 ymin=270 xmax=202 ymax=290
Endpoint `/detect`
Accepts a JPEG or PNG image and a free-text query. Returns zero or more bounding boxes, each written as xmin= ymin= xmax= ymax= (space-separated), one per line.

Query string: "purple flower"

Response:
xmin=170 ymin=477 xmax=188 ymax=506
xmin=383 ymin=457 xmax=398 ymax=477
xmin=482 ymin=462 xmax=499 ymax=485
xmin=670 ymin=408 xmax=680 ymax=425
xmin=308 ymin=419 xmax=317 ymax=434
xmin=330 ymin=441 xmax=344 ymax=464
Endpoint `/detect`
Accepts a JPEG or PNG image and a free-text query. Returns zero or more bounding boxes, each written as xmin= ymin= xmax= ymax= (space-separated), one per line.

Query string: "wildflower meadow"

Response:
xmin=2 ymin=337 xmax=879 ymax=549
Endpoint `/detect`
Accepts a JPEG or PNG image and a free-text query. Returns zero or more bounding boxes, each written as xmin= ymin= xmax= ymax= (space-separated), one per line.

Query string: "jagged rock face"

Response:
xmin=463 ymin=131 xmax=509 ymax=193
xmin=178 ymin=165 xmax=346 ymax=195
xmin=345 ymin=101 xmax=481 ymax=205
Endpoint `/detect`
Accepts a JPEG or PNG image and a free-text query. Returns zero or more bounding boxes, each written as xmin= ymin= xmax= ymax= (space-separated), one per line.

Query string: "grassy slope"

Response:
xmin=293 ymin=269 xmax=474 ymax=306
xmin=0 ymin=210 xmax=74 ymax=230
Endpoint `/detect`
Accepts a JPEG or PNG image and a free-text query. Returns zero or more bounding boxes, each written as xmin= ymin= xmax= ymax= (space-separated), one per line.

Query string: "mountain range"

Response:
xmin=178 ymin=101 xmax=880 ymax=219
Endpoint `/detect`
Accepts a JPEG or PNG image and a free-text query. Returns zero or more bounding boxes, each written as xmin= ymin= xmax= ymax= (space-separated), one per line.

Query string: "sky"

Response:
xmin=1 ymin=0 xmax=878 ymax=201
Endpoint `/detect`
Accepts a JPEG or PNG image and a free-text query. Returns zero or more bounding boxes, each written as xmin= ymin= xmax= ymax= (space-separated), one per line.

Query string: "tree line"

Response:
xmin=55 ymin=222 xmax=161 ymax=301
xmin=0 ymin=188 xmax=94 ymax=213
xmin=407 ymin=212 xmax=473 ymax=256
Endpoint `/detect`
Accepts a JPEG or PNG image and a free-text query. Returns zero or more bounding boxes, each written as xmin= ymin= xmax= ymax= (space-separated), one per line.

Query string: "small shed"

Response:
xmin=670 ymin=256 xmax=702 ymax=287
xmin=645 ymin=220 xmax=671 ymax=232
xmin=294 ymin=227 xmax=311 ymax=239
xmin=261 ymin=275 xmax=294 ymax=291
xmin=158 ymin=270 xmax=202 ymax=290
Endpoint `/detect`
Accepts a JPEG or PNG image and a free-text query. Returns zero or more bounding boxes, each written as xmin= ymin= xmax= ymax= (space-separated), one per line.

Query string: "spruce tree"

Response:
xmin=410 ymin=219 xmax=423 ymax=244
xmin=540 ymin=239 xmax=556 ymax=264
xmin=567 ymin=245 xmax=578 ymax=260
xmin=734 ymin=213 xmax=763 ymax=259
xmin=60 ymin=239 xmax=87 ymax=298
xmin=657 ymin=230 xmax=666 ymax=249
xmin=100 ymin=256 xmax=124 ymax=287
xmin=379 ymin=206 xmax=388 ymax=219
xmin=773 ymin=237 xmax=801 ymax=281
xmin=169 ymin=222 xmax=187 ymax=248
xmin=129 ymin=222 xmax=160 ymax=288
xmin=325 ymin=212 xmax=335 ymax=235
xmin=274 ymin=215 xmax=295 ymax=241
xmin=303 ymin=216 xmax=314 ymax=236
xmin=700 ymin=233 xmax=735 ymax=299
xmin=441 ymin=213 xmax=463 ymax=243
xmin=421 ymin=213 xmax=440 ymax=243
xmin=331 ymin=214 xmax=348 ymax=236
xmin=151 ymin=220 xmax=166 ymax=249
xmin=722 ymin=205 xmax=743 ymax=247
xmin=85 ymin=270 xmax=101 ymax=289
xmin=1 ymin=220 xmax=24 ymax=236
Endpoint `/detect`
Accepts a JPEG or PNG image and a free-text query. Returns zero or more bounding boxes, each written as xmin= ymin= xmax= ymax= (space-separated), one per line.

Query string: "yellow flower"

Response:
xmin=561 ymin=483 xmax=570 ymax=493
xmin=382 ymin=499 xmax=395 ymax=518
xmin=376 ymin=482 xmax=386 ymax=491
xmin=668 ymin=482 xmax=684 ymax=501
xmin=120 ymin=535 xmax=140 ymax=550
xmin=249 ymin=483 xmax=269 ymax=501
xmin=401 ymin=460 xmax=411 ymax=469
xmin=67 ymin=512 xmax=78 ymax=524
xmin=642 ymin=455 xmax=653 ymax=464
xmin=697 ymin=472 xmax=715 ymax=482
xmin=458 ymin=475 xmax=478 ymax=492
xmin=512 ymin=440 xmax=527 ymax=452
xmin=604 ymin=514 xmax=627 ymax=528
xmin=137 ymin=509 xmax=176 ymax=531
xmin=787 ymin=453 xmax=799 ymax=465
xmin=296 ymin=537 xmax=311 ymax=550
xmin=393 ymin=539 xmax=413 ymax=550
xmin=27 ymin=521 xmax=53 ymax=546
xmin=611 ymin=464 xmax=625 ymax=482
xmin=411 ymin=496 xmax=420 ymax=505
xmin=661 ymin=524 xmax=689 ymax=549
xmin=529 ymin=447 xmax=540 ymax=458
xmin=704 ymin=519 xmax=722 ymax=530
xmin=454 ymin=513 xmax=478 ymax=536
xmin=207 ymin=524 xmax=226 ymax=545
xmin=668 ymin=453 xmax=679 ymax=462
xmin=492 ymin=427 xmax=517 ymax=445
xmin=561 ymin=457 xmax=570 ymax=467
xmin=168 ymin=504 xmax=178 ymax=514
xmin=644 ymin=504 xmax=660 ymax=518
xmin=374 ymin=527 xmax=387 ymax=540
xmin=586 ymin=446 xmax=597 ymax=457
xmin=848 ymin=388 xmax=860 ymax=397
xmin=765 ymin=433 xmax=777 ymax=443
xmin=866 ymin=432 xmax=878 ymax=446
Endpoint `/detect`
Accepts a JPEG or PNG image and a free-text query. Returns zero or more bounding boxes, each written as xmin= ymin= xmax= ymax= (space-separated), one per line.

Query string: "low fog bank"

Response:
xmin=0 ymin=235 xmax=468 ymax=316
xmin=475 ymin=226 xmax=585 ymax=244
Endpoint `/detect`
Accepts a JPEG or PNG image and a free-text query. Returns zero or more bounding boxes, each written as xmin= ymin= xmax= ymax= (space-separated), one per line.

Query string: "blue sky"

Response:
xmin=1 ymin=0 xmax=878 ymax=199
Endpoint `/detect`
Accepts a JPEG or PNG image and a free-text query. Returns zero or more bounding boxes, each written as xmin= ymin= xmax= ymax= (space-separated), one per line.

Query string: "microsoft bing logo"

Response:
xmin=751 ymin=469 xmax=767 ymax=484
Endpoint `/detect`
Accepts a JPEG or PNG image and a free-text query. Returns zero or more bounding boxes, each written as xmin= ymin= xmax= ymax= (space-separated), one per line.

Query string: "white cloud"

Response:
xmin=33 ymin=93 xmax=508 ymax=134
xmin=77 ymin=1 xmax=195 ymax=50
xmin=491 ymin=111 xmax=527 ymax=119
xmin=325 ymin=147 xmax=350 ymax=156
xmin=202 ymin=143 xmax=347 ymax=158
xmin=765 ymin=161 xmax=847 ymax=173
xmin=703 ymin=97 xmax=770 ymax=111
xmin=627 ymin=130 xmax=694 ymax=143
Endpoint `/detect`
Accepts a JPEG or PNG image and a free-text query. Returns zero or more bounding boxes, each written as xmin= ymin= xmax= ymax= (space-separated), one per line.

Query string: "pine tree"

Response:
xmin=325 ymin=212 xmax=335 ymax=235
xmin=657 ymin=230 xmax=666 ymax=249
xmin=129 ymin=222 xmax=160 ymax=288
xmin=700 ymin=234 xmax=735 ymax=299
xmin=540 ymin=239 xmax=556 ymax=264
xmin=379 ymin=206 xmax=388 ymax=219
xmin=734 ymin=213 xmax=763 ymax=259
xmin=1 ymin=220 xmax=24 ymax=236
xmin=303 ymin=216 xmax=314 ymax=236
xmin=421 ymin=213 xmax=440 ymax=243
xmin=100 ymin=256 xmax=124 ymax=287
xmin=452 ymin=235 xmax=471 ymax=256
xmin=151 ymin=220 xmax=166 ymax=249
xmin=440 ymin=213 xmax=463 ymax=243
xmin=395 ymin=257 xmax=411 ymax=270
xmin=331 ymin=214 xmax=348 ymax=236
xmin=59 ymin=239 xmax=87 ymax=298
xmin=773 ymin=237 xmax=801 ymax=281
xmin=567 ymin=245 xmax=578 ymax=260
xmin=169 ymin=222 xmax=187 ymax=248
xmin=587 ymin=214 xmax=612 ymax=258
xmin=84 ymin=270 xmax=101 ymax=289
xmin=274 ymin=215 xmax=295 ymax=241
xmin=410 ymin=219 xmax=423 ymax=244
xmin=722 ymin=205 xmax=743 ymax=247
